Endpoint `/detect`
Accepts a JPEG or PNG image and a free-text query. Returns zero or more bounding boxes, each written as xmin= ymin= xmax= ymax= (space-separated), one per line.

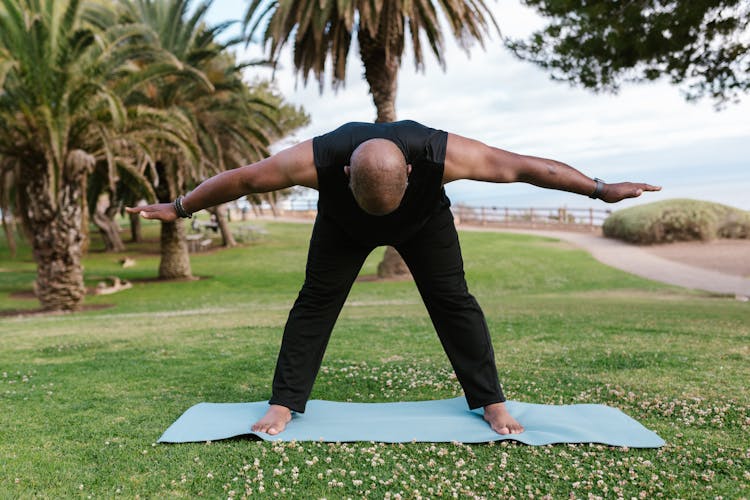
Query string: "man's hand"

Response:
xmin=125 ymin=203 xmax=178 ymax=222
xmin=599 ymin=182 xmax=661 ymax=203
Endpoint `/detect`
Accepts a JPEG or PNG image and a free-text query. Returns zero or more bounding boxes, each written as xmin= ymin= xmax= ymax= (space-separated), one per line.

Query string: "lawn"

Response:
xmin=1 ymin=218 xmax=748 ymax=498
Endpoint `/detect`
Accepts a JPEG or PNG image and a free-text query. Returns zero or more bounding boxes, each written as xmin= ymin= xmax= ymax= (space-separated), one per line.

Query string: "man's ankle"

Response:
xmin=268 ymin=404 xmax=292 ymax=414
xmin=484 ymin=401 xmax=508 ymax=412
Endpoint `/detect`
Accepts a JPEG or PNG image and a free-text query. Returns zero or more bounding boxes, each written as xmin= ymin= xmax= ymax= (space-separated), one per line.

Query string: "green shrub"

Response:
xmin=602 ymin=199 xmax=750 ymax=244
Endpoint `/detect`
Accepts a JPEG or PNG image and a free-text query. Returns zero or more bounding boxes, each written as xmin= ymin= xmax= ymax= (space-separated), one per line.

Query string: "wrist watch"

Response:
xmin=589 ymin=178 xmax=605 ymax=199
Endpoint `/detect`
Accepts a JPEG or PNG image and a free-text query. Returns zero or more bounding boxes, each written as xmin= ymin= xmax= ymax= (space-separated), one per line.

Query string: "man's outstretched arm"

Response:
xmin=443 ymin=134 xmax=661 ymax=202
xmin=125 ymin=140 xmax=317 ymax=221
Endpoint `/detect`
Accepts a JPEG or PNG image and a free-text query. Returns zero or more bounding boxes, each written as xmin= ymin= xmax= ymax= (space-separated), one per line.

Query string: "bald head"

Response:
xmin=346 ymin=139 xmax=410 ymax=216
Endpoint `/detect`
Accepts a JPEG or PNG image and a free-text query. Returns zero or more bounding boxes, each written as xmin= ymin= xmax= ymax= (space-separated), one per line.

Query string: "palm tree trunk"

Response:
xmin=155 ymin=162 xmax=192 ymax=279
xmin=129 ymin=212 xmax=142 ymax=242
xmin=90 ymin=192 xmax=125 ymax=252
xmin=377 ymin=245 xmax=411 ymax=278
xmin=80 ymin=175 xmax=90 ymax=256
xmin=19 ymin=164 xmax=87 ymax=311
xmin=92 ymin=208 xmax=125 ymax=252
xmin=359 ymin=27 xmax=411 ymax=279
xmin=159 ymin=219 xmax=192 ymax=279
xmin=207 ymin=204 xmax=236 ymax=248
xmin=358 ymin=28 xmax=399 ymax=123
xmin=1 ymin=209 xmax=16 ymax=258
xmin=0 ymin=172 xmax=16 ymax=258
xmin=265 ymin=193 xmax=279 ymax=217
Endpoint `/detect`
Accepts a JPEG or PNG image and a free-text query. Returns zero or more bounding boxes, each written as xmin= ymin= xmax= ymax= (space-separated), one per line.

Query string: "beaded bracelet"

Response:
xmin=174 ymin=195 xmax=192 ymax=218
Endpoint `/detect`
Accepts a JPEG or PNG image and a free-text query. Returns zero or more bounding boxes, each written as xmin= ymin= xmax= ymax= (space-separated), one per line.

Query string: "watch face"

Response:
xmin=590 ymin=179 xmax=603 ymax=199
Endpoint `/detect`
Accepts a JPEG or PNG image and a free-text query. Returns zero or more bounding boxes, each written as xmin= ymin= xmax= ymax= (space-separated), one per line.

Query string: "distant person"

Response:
xmin=127 ymin=120 xmax=660 ymax=436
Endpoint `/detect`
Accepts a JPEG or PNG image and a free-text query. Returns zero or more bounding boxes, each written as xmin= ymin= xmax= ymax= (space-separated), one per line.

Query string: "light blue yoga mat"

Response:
xmin=158 ymin=397 xmax=665 ymax=447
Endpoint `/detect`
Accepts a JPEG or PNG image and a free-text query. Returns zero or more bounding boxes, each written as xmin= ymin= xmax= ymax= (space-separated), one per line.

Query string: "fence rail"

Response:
xmin=236 ymin=200 xmax=612 ymax=230
xmin=451 ymin=205 xmax=611 ymax=230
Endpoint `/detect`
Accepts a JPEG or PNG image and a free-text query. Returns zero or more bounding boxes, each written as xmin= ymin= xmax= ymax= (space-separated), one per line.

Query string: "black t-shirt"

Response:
xmin=313 ymin=120 xmax=450 ymax=247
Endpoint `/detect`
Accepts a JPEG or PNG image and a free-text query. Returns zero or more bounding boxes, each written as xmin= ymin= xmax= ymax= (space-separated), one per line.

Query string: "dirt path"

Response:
xmin=640 ymin=239 xmax=750 ymax=277
xmin=462 ymin=226 xmax=750 ymax=299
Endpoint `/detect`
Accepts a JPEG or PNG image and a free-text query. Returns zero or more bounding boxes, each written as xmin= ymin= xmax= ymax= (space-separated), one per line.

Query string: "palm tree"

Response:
xmin=117 ymin=0 xmax=227 ymax=279
xmin=244 ymin=0 xmax=498 ymax=276
xmin=120 ymin=0 xmax=294 ymax=279
xmin=0 ymin=0 xmax=182 ymax=310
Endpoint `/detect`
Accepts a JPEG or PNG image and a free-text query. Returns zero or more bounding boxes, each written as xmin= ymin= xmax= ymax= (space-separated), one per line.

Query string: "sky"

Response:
xmin=207 ymin=0 xmax=750 ymax=211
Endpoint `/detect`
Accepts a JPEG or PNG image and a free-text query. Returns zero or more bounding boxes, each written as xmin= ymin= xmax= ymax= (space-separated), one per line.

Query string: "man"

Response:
xmin=127 ymin=120 xmax=660 ymax=437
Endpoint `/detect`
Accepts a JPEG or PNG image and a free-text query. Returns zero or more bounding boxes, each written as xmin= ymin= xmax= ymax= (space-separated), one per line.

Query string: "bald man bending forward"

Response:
xmin=128 ymin=120 xmax=660 ymax=436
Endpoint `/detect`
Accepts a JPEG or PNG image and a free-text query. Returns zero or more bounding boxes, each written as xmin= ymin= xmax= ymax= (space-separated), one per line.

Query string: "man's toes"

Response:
xmin=495 ymin=425 xmax=510 ymax=435
xmin=252 ymin=420 xmax=286 ymax=435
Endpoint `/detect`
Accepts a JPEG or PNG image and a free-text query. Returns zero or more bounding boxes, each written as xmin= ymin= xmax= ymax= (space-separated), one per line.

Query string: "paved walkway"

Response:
xmin=462 ymin=227 xmax=750 ymax=299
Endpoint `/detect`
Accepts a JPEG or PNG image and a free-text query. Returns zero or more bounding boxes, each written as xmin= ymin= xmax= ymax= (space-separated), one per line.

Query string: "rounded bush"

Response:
xmin=602 ymin=199 xmax=750 ymax=244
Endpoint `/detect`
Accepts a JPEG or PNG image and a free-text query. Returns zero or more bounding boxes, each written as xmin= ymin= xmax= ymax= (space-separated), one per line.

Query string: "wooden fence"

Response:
xmin=234 ymin=199 xmax=612 ymax=230
xmin=451 ymin=205 xmax=611 ymax=230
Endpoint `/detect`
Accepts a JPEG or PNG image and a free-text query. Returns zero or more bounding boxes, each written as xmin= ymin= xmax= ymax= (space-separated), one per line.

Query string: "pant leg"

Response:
xmin=269 ymin=215 xmax=372 ymax=413
xmin=395 ymin=209 xmax=505 ymax=409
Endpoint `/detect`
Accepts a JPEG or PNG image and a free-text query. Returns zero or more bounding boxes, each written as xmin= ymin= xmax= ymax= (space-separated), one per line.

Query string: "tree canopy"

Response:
xmin=507 ymin=0 xmax=750 ymax=105
xmin=243 ymin=0 xmax=498 ymax=121
xmin=0 ymin=0 xmax=308 ymax=310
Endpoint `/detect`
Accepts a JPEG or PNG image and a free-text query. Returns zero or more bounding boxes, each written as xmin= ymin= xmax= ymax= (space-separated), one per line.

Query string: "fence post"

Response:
xmin=278 ymin=203 xmax=611 ymax=228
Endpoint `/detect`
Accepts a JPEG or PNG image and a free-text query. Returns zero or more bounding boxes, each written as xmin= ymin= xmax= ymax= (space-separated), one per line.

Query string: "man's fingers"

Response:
xmin=131 ymin=209 xmax=159 ymax=220
xmin=126 ymin=206 xmax=152 ymax=216
xmin=632 ymin=183 xmax=662 ymax=198
xmin=124 ymin=205 xmax=169 ymax=220
xmin=125 ymin=206 xmax=147 ymax=214
xmin=615 ymin=182 xmax=661 ymax=200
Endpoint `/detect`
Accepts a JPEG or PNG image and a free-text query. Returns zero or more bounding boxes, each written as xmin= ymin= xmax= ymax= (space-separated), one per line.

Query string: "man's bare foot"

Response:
xmin=483 ymin=402 xmax=524 ymax=435
xmin=251 ymin=404 xmax=292 ymax=435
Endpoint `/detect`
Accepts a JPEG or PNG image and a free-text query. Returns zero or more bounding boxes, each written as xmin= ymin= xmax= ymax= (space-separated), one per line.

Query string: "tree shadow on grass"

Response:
xmin=0 ymin=303 xmax=114 ymax=318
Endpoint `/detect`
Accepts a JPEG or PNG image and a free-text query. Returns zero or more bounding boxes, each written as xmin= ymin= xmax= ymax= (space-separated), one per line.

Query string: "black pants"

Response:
xmin=268 ymin=208 xmax=505 ymax=412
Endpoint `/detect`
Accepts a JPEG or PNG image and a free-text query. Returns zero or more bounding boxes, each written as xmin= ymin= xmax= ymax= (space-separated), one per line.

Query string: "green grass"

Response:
xmin=1 ymin=219 xmax=748 ymax=498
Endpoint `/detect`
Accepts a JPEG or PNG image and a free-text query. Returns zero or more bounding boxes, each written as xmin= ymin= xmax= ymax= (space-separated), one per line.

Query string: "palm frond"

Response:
xmin=243 ymin=0 xmax=499 ymax=88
